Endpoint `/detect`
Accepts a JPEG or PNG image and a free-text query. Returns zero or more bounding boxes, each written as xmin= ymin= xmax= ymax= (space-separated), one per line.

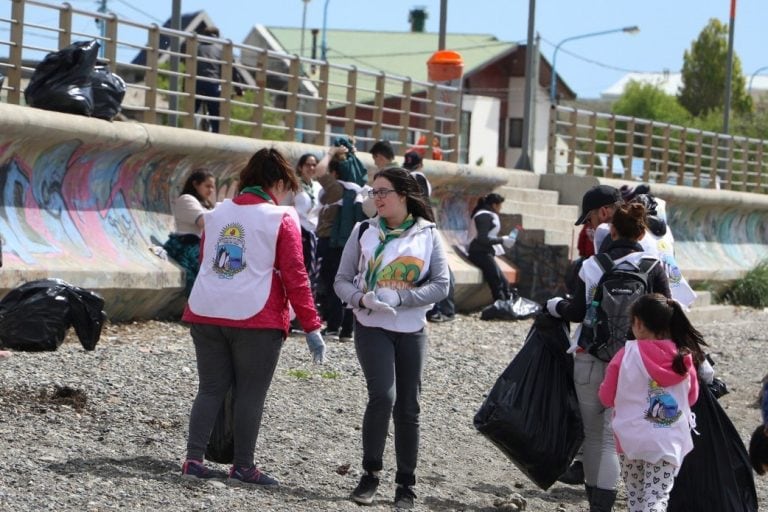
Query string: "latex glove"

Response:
xmin=361 ymin=291 xmax=396 ymax=315
xmin=546 ymin=297 xmax=563 ymax=318
xmin=501 ymin=236 xmax=516 ymax=249
xmin=375 ymin=288 xmax=401 ymax=307
xmin=305 ymin=329 xmax=327 ymax=364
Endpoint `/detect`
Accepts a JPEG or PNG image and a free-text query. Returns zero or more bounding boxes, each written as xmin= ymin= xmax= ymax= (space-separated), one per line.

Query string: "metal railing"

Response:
xmin=1 ymin=0 xmax=461 ymax=160
xmin=548 ymin=105 xmax=767 ymax=193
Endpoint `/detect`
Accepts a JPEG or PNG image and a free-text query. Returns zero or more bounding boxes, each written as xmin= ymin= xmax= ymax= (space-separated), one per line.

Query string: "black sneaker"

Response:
xmin=557 ymin=460 xmax=584 ymax=485
xmin=351 ymin=473 xmax=379 ymax=505
xmin=394 ymin=485 xmax=416 ymax=509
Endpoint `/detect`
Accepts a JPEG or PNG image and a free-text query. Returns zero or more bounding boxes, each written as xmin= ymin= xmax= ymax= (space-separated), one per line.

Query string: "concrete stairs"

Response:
xmin=447 ymin=172 xmax=580 ymax=311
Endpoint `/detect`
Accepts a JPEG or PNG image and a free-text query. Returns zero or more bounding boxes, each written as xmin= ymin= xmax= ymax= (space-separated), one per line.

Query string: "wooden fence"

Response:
xmin=548 ymin=104 xmax=767 ymax=193
xmin=1 ymin=0 xmax=461 ymax=160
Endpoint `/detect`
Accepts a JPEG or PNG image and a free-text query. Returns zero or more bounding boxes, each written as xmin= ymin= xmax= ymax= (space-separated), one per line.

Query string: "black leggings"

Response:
xmin=468 ymin=250 xmax=510 ymax=301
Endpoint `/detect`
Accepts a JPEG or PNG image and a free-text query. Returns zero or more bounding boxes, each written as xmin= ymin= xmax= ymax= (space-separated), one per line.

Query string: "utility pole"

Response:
xmin=515 ymin=0 xmax=536 ymax=171
xmin=723 ymin=0 xmax=737 ymax=134
xmin=438 ymin=0 xmax=447 ymax=50
xmin=168 ymin=0 xmax=181 ymax=127
xmin=96 ymin=0 xmax=107 ymax=58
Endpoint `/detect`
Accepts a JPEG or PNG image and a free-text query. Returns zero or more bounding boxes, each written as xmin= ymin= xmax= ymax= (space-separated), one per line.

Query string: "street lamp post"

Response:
xmin=300 ymin=0 xmax=311 ymax=57
xmin=549 ymin=25 xmax=639 ymax=103
xmin=321 ymin=0 xmax=330 ymax=61
xmin=748 ymin=66 xmax=768 ymax=96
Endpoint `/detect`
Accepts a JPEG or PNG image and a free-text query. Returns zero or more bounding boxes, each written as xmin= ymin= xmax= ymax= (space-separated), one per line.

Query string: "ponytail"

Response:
xmin=631 ymin=294 xmax=708 ymax=375
xmin=668 ymin=298 xmax=707 ymax=373
xmin=471 ymin=193 xmax=504 ymax=216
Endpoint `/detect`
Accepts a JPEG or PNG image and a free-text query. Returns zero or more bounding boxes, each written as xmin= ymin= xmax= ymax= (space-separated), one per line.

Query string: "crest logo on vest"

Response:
xmin=213 ymin=223 xmax=247 ymax=279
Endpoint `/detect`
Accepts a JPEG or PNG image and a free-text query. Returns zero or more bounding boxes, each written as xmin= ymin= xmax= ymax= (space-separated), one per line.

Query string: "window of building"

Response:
xmin=508 ymin=118 xmax=523 ymax=148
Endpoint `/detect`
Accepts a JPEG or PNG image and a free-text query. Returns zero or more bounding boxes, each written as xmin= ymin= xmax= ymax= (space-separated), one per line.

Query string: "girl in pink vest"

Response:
xmin=599 ymin=293 xmax=707 ymax=512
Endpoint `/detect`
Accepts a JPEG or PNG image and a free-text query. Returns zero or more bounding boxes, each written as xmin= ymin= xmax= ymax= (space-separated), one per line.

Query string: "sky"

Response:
xmin=11 ymin=0 xmax=768 ymax=99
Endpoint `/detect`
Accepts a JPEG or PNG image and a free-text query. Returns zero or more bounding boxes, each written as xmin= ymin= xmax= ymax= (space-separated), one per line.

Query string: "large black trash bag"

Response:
xmin=474 ymin=314 xmax=584 ymax=489
xmin=24 ymin=40 xmax=100 ymax=116
xmin=0 ymin=279 xmax=106 ymax=351
xmin=90 ymin=66 xmax=126 ymax=120
xmin=480 ymin=290 xmax=542 ymax=321
xmin=667 ymin=382 xmax=758 ymax=512
xmin=205 ymin=387 xmax=235 ymax=464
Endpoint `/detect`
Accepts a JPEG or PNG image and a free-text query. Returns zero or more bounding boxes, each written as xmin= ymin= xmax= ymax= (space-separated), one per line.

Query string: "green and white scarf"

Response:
xmin=364 ymin=215 xmax=415 ymax=291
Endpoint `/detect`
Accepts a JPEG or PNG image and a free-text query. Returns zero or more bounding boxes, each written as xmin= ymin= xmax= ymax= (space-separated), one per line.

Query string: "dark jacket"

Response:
xmin=556 ymin=238 xmax=671 ymax=323
xmin=468 ymin=210 xmax=504 ymax=254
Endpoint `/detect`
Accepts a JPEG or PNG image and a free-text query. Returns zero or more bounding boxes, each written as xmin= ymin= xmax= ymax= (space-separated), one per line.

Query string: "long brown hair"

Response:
xmin=180 ymin=170 xmax=215 ymax=209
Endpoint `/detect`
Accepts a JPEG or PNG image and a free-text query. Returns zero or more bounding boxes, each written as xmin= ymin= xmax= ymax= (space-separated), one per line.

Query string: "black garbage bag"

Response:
xmin=667 ymin=382 xmax=758 ymax=512
xmin=474 ymin=314 xmax=583 ymax=490
xmin=205 ymin=387 xmax=234 ymax=464
xmin=0 ymin=279 xmax=106 ymax=351
xmin=90 ymin=66 xmax=126 ymax=120
xmin=480 ymin=292 xmax=542 ymax=321
xmin=24 ymin=40 xmax=100 ymax=116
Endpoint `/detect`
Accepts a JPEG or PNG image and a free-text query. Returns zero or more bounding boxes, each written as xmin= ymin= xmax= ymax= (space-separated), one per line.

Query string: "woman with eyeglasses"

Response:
xmin=334 ymin=167 xmax=450 ymax=509
xmin=466 ymin=193 xmax=516 ymax=302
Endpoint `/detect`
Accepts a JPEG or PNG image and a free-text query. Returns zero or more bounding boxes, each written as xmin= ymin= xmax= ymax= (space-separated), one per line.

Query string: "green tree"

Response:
xmin=678 ymin=18 xmax=752 ymax=117
xmin=612 ymin=80 xmax=690 ymax=124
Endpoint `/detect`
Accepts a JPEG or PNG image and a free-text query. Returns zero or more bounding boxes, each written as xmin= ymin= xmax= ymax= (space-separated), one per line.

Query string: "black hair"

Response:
xmin=749 ymin=425 xmax=768 ymax=475
xmin=370 ymin=140 xmax=395 ymax=161
xmin=612 ymin=203 xmax=647 ymax=241
xmin=630 ymin=293 xmax=708 ymax=375
xmin=373 ymin=167 xmax=434 ymax=222
xmin=471 ymin=193 xmax=504 ymax=216
xmin=238 ymin=148 xmax=299 ymax=193
xmin=180 ymin=170 xmax=215 ymax=209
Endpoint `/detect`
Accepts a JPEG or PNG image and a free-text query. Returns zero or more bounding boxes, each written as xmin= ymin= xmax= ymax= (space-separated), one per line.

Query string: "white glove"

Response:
xmin=361 ymin=291 xmax=396 ymax=315
xmin=546 ymin=297 xmax=563 ymax=318
xmin=502 ymin=236 xmax=516 ymax=248
xmin=305 ymin=329 xmax=327 ymax=364
xmin=375 ymin=288 xmax=401 ymax=307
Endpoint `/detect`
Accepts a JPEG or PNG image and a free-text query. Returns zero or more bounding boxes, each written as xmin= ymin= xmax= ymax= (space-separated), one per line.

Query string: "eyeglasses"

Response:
xmin=367 ymin=188 xmax=397 ymax=199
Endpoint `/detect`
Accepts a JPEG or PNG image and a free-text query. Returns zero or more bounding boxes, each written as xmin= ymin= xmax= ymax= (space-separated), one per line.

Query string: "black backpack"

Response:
xmin=579 ymin=253 xmax=659 ymax=362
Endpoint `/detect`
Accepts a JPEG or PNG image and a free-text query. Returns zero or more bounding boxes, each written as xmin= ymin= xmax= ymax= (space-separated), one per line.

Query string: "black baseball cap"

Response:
xmin=403 ymin=151 xmax=422 ymax=170
xmin=575 ymin=185 xmax=621 ymax=225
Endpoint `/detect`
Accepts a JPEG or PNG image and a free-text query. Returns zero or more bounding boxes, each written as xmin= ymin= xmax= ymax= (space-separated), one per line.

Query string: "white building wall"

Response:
xmin=462 ymin=94 xmax=500 ymax=167
xmin=504 ymin=77 xmax=550 ymax=173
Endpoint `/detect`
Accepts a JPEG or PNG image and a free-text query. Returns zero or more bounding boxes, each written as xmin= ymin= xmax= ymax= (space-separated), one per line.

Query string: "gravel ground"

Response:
xmin=1 ymin=309 xmax=767 ymax=512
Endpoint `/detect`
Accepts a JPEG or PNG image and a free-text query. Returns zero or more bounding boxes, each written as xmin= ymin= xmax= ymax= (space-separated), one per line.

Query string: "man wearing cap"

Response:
xmin=574 ymin=185 xmax=622 ymax=249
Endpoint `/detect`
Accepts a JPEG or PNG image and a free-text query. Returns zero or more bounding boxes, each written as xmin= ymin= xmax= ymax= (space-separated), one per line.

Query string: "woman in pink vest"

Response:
xmin=180 ymin=148 xmax=326 ymax=486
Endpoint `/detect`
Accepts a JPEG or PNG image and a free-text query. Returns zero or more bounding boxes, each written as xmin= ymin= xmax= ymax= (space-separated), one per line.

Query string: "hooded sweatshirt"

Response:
xmin=599 ymin=339 xmax=699 ymax=470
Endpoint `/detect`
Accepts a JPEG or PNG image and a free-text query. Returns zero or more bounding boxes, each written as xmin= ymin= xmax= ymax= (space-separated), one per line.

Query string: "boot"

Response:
xmin=584 ymin=483 xmax=594 ymax=503
xmin=589 ymin=487 xmax=617 ymax=512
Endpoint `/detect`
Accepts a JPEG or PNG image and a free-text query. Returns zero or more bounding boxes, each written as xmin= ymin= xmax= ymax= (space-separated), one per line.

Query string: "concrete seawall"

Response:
xmin=0 ymin=103 xmax=512 ymax=320
xmin=540 ymin=174 xmax=768 ymax=282
xmin=2 ymin=103 xmax=766 ymax=320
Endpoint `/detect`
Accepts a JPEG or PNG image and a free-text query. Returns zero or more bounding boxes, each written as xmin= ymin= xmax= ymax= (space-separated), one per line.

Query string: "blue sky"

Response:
xmin=15 ymin=0 xmax=768 ymax=99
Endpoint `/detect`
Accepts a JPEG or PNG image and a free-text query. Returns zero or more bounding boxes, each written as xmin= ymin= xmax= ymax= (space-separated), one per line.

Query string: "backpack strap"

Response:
xmin=595 ymin=253 xmax=614 ymax=274
xmin=637 ymin=257 xmax=660 ymax=274
xmin=357 ymin=219 xmax=371 ymax=242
